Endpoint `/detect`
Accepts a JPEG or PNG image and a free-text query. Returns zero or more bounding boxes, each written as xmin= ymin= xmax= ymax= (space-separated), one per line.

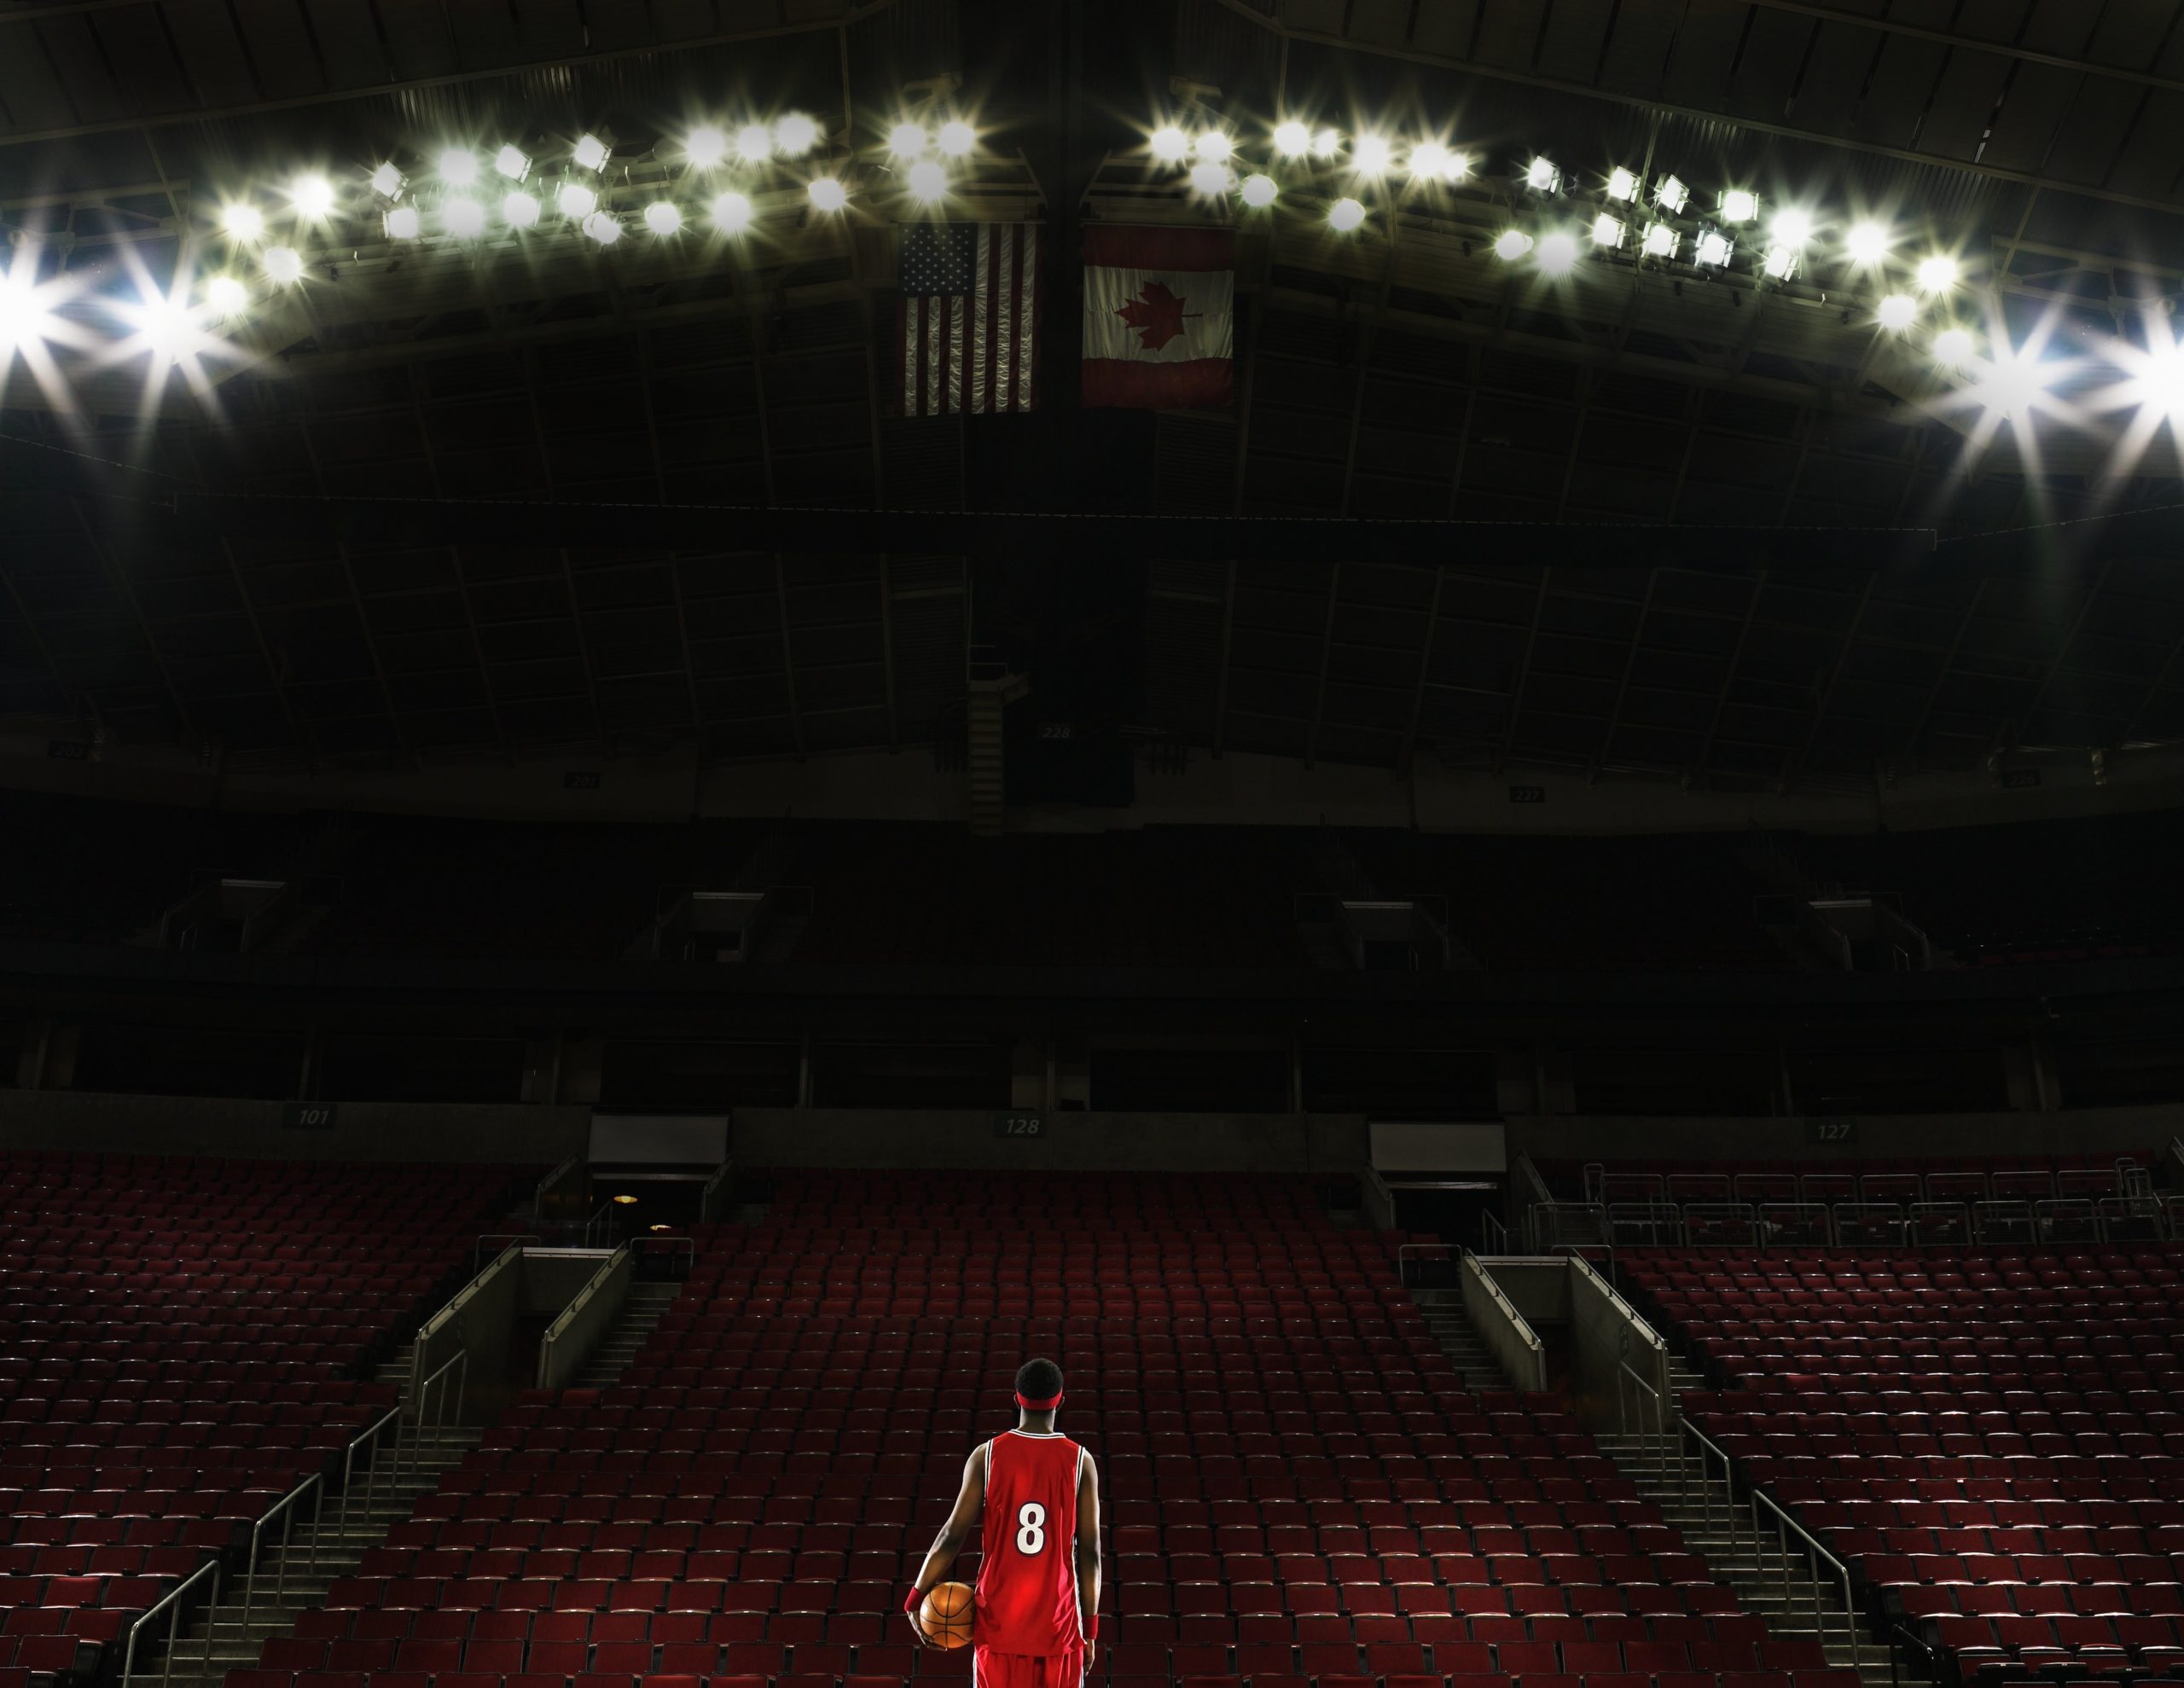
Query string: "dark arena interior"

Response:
xmin=9 ymin=9 xmax=2184 ymax=1688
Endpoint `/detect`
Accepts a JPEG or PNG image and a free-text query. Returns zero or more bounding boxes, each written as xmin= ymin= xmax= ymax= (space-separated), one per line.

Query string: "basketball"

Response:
xmin=921 ymin=1581 xmax=975 ymax=1649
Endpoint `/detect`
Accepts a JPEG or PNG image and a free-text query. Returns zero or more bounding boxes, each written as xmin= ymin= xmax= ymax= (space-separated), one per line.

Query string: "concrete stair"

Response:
xmin=1410 ymin=1287 xmax=1514 ymax=1392
xmin=1596 ymin=1354 xmax=1900 ymax=1688
xmin=572 ymin=1281 xmax=682 ymax=1389
xmin=131 ymin=1342 xmax=481 ymax=1688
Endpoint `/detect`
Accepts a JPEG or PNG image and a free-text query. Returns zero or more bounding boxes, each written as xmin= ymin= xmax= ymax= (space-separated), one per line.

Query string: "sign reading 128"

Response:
xmin=995 ymin=1113 xmax=1044 ymax=1138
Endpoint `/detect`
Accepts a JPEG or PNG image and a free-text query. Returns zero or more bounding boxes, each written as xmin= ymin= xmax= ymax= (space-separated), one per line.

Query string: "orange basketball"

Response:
xmin=921 ymin=1581 xmax=975 ymax=1649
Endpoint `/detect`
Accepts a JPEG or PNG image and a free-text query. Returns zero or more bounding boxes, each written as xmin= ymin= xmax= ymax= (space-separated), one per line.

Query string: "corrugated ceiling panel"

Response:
xmin=1535 ymin=0 xmax=1616 ymax=87
xmin=1913 ymin=49 xmax=2012 ymax=163
xmin=1594 ymin=0 xmax=1682 ymax=96
xmin=2106 ymin=90 xmax=2184 ymax=200
xmin=1658 ymin=0 xmax=1745 ymax=111
xmin=1979 ymin=61 xmax=2079 ymax=175
xmin=1725 ymin=10 xmax=1815 ymax=124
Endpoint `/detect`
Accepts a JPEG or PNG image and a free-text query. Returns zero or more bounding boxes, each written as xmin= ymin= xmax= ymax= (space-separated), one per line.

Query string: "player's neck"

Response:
xmin=1015 ymin=1412 xmax=1058 ymax=1434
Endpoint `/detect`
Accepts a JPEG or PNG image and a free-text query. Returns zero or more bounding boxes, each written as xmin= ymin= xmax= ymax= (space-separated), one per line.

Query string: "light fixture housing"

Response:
xmin=1693 ymin=229 xmax=1734 ymax=268
xmin=711 ymin=190 xmax=753 ymax=232
xmin=1590 ymin=212 xmax=1625 ymax=249
xmin=937 ymin=119 xmax=977 ymax=157
xmin=1653 ymin=174 xmax=1689 ymax=213
xmin=383 ymin=205 xmax=421 ymax=239
xmin=493 ymin=144 xmax=530 ymax=182
xmin=1761 ymin=243 xmax=1799 ymax=280
xmin=1720 ymin=189 xmax=1758 ymax=223
xmin=807 ymin=177 xmax=849 ymax=212
xmin=572 ymin=134 xmax=611 ymax=171
xmin=1771 ymin=208 xmax=1814 ymax=248
xmin=1493 ymin=229 xmax=1534 ymax=260
xmin=1524 ymin=156 xmax=1561 ymax=194
xmin=1327 ymin=196 xmax=1366 ymax=232
xmin=369 ymin=163 xmax=406 ymax=200
xmin=1605 ymin=166 xmax=1639 ymax=202
xmin=1641 ymin=222 xmax=1677 ymax=258
xmin=1409 ymin=141 xmax=1452 ymax=181
xmin=582 ymin=209 xmax=622 ymax=244
xmin=1240 ymin=173 xmax=1277 ymax=208
xmin=1272 ymin=119 xmax=1311 ymax=157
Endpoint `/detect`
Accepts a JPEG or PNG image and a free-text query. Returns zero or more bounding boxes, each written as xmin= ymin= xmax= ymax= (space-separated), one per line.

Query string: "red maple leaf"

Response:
xmin=1115 ymin=280 xmax=1194 ymax=351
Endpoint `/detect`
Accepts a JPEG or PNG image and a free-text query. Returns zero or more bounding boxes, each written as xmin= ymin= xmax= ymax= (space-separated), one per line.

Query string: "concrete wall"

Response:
xmin=1461 ymin=1255 xmax=1548 ymax=1393
xmin=1479 ymin=1259 xmax=1573 ymax=1327
xmin=1568 ymin=1256 xmax=1672 ymax=1437
xmin=412 ymin=1243 xmax=524 ymax=1427
xmin=1509 ymin=1105 xmax=2184 ymax=1165
xmin=0 ymin=1089 xmax=590 ymax=1163
xmin=729 ymin=1109 xmax=1369 ymax=1171
xmin=537 ymin=1248 xmax=632 ymax=1391
xmin=521 ymin=1250 xmax=615 ymax=1316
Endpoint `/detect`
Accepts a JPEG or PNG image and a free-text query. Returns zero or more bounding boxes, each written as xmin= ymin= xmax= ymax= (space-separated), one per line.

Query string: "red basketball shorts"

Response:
xmin=973 ymin=1644 xmax=1085 ymax=1688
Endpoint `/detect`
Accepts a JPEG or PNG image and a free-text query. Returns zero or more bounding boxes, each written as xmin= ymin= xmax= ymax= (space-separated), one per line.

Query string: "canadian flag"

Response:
xmin=1081 ymin=225 xmax=1234 ymax=409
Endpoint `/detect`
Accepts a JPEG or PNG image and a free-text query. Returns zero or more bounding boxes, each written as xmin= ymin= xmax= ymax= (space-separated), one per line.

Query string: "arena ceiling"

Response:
xmin=2 ymin=0 xmax=2184 ymax=792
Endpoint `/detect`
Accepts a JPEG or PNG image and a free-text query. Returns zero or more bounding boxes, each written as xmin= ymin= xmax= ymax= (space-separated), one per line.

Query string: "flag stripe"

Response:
xmin=971 ymin=227 xmax=990 ymax=415
xmin=897 ymin=223 xmax=1038 ymax=416
xmin=1015 ymin=227 xmax=1037 ymax=415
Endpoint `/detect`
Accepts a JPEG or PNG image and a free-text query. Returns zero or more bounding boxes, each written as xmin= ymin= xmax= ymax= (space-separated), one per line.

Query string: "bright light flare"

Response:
xmin=937 ymin=120 xmax=976 ymax=156
xmin=1493 ymin=229 xmax=1533 ymax=260
xmin=1536 ymin=230 xmax=1579 ymax=276
xmin=369 ymin=163 xmax=405 ymax=200
xmin=1653 ymin=174 xmax=1688 ymax=213
xmin=1409 ymin=141 xmax=1453 ymax=181
xmin=1310 ymin=126 xmax=1341 ymax=158
xmin=735 ymin=123 xmax=773 ymax=161
xmin=1721 ymin=189 xmax=1757 ymax=223
xmin=204 ymin=275 xmax=248 ymax=317
xmin=711 ymin=191 xmax=753 ymax=232
xmin=907 ymin=160 xmax=947 ymax=201
xmin=220 ymin=203 xmax=264 ymax=242
xmin=502 ymin=190 xmax=541 ymax=229
xmin=1771 ymin=207 xmax=1814 ymax=247
xmin=1605 ymin=166 xmax=1638 ymax=202
xmin=889 ymin=121 xmax=928 ymax=156
xmin=1846 ymin=220 xmax=1891 ymax=264
xmin=572 ymin=134 xmax=610 ymax=171
xmin=1932 ymin=326 xmax=1976 ymax=366
xmin=1188 ymin=161 xmax=1230 ymax=195
xmin=1641 ymin=223 xmax=1677 ymax=259
xmin=1351 ymin=134 xmax=1392 ymax=175
xmin=441 ymin=196 xmax=486 ymax=239
xmin=1761 ymin=243 xmax=1798 ymax=280
xmin=439 ymin=148 xmax=479 ymax=186
xmin=262 ymin=246 xmax=304 ymax=284
xmin=643 ymin=200 xmax=683 ymax=235
xmin=1327 ymin=196 xmax=1366 ymax=232
xmin=1525 ymin=157 xmax=1560 ymax=193
xmin=383 ymin=205 xmax=421 ymax=239
xmin=1590 ymin=213 xmax=1624 ymax=249
xmin=683 ymin=125 xmax=728 ymax=169
xmin=494 ymin=144 xmax=530 ymax=181
xmin=1240 ymin=173 xmax=1277 ymax=208
xmin=1693 ymin=230 xmax=1733 ymax=268
xmin=289 ymin=174 xmax=335 ymax=218
xmin=1877 ymin=293 xmax=1917 ymax=330
xmin=1273 ymin=119 xmax=1311 ymax=157
xmin=1917 ymin=254 xmax=1960 ymax=293
xmin=775 ymin=113 xmax=818 ymax=155
xmin=557 ymin=183 xmax=598 ymax=219
xmin=1194 ymin=131 xmax=1232 ymax=161
xmin=582 ymin=210 xmax=621 ymax=245
xmin=1149 ymin=124 xmax=1189 ymax=162
xmin=807 ymin=177 xmax=848 ymax=212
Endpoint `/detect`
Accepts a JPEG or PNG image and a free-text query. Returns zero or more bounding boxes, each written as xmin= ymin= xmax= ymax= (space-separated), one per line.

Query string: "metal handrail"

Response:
xmin=534 ymin=1152 xmax=581 ymax=1219
xmin=1886 ymin=1620 xmax=1938 ymax=1688
xmin=1678 ymin=1416 xmax=1746 ymax=1557
xmin=1461 ymin=1250 xmax=1544 ymax=1356
xmin=700 ymin=1158 xmax=734 ymax=1223
xmin=1751 ymin=1485 xmax=1857 ymax=1655
xmin=1480 ymin=1208 xmax=1509 ymax=1252
xmin=121 ymin=1556 xmax=219 ymax=1687
xmin=242 ymin=1472 xmax=321 ymax=1626
xmin=578 ymin=1200 xmax=616 ymax=1247
xmin=473 ymin=1232 xmax=539 ymax=1269
xmin=1617 ymin=1359 xmax=1671 ymax=1483
xmin=408 ymin=1349 xmax=469 ymax=1489
xmin=539 ymin=1243 xmax=632 ymax=1388
xmin=1567 ymin=1251 xmax=1666 ymax=1354
xmin=335 ymin=1406 xmax=402 ymax=1539
xmin=636 ymin=1233 xmax=698 ymax=1279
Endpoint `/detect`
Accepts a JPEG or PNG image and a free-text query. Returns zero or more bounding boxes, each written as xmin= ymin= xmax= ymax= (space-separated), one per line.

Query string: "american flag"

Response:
xmin=897 ymin=223 xmax=1039 ymax=416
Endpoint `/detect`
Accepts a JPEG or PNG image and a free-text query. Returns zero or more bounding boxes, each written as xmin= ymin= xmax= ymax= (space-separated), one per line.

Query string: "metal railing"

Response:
xmin=538 ymin=1243 xmax=632 ymax=1389
xmin=121 ymin=1556 xmax=219 ymax=1688
xmin=1561 ymin=1189 xmax=2184 ymax=1251
xmin=579 ymin=1200 xmax=616 ymax=1247
xmin=1480 ymin=1207 xmax=1509 ymax=1253
xmin=1460 ymin=1249 xmax=1547 ymax=1391
xmin=1395 ymin=1240 xmax=1455 ymax=1289
xmin=473 ymin=1232 xmax=539 ymax=1270
xmin=1886 ymin=1621 xmax=1939 ymax=1688
xmin=412 ymin=1349 xmax=468 ymax=1474
xmin=242 ymin=1472 xmax=321 ymax=1626
xmin=1616 ymin=1359 xmax=1671 ymax=1483
xmin=700 ymin=1158 xmax=735 ymax=1223
xmin=334 ymin=1406 xmax=402 ymax=1539
xmin=533 ymin=1152 xmax=581 ymax=1220
xmin=1531 ymin=1200 xmax=1610 ymax=1258
xmin=1751 ymin=1487 xmax=1858 ymax=1655
xmin=1677 ymin=1416 xmax=1749 ymax=1558
xmin=1606 ymin=1199 xmax=1685 ymax=1246
xmin=637 ymin=1233 xmax=698 ymax=1279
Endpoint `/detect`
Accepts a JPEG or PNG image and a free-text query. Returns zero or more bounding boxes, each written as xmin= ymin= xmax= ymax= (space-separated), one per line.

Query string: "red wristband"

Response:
xmin=904 ymin=1588 xmax=923 ymax=1614
xmin=1083 ymin=1614 xmax=1098 ymax=1641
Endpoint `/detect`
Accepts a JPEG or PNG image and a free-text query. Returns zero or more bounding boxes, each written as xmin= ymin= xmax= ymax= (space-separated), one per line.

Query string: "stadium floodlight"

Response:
xmin=1310 ymin=126 xmax=1342 ymax=158
xmin=1845 ymin=220 xmax=1890 ymax=264
xmin=1916 ymin=253 xmax=1959 ymax=293
xmin=1240 ymin=173 xmax=1277 ymax=207
xmin=1590 ymin=212 xmax=1625 ymax=249
xmin=774 ymin=113 xmax=819 ymax=155
xmin=684 ymin=125 xmax=728 ymax=169
xmin=735 ymin=123 xmax=774 ymax=161
xmin=1273 ymin=119 xmax=1312 ymax=158
xmin=502 ymin=189 xmax=541 ymax=229
xmin=582 ymin=209 xmax=621 ymax=245
xmin=205 ymin=275 xmax=248 ymax=317
xmin=1693 ymin=229 xmax=1734 ymax=268
xmin=557 ymin=182 xmax=598 ymax=219
xmin=494 ymin=144 xmax=531 ymax=181
xmin=289 ymin=174 xmax=335 ymax=218
xmin=1327 ymin=196 xmax=1367 ymax=231
xmin=807 ymin=177 xmax=849 ymax=212
xmin=908 ymin=160 xmax=947 ymax=201
xmin=1524 ymin=156 xmax=1560 ymax=194
xmin=262 ymin=245 xmax=304 ymax=284
xmin=1438 ymin=149 xmax=1471 ymax=183
xmin=1877 ymin=293 xmax=1917 ymax=331
xmin=572 ymin=134 xmax=610 ymax=171
xmin=383 ymin=205 xmax=421 ymax=239
xmin=439 ymin=148 xmax=479 ymax=186
xmin=1351 ymin=134 xmax=1392 ymax=175
xmin=889 ymin=121 xmax=928 ymax=156
xmin=711 ymin=190 xmax=753 ymax=232
xmin=1760 ymin=242 xmax=1798 ymax=280
xmin=369 ymin=162 xmax=406 ymax=200
xmin=1410 ymin=141 xmax=1452 ymax=181
xmin=1493 ymin=229 xmax=1534 ymax=260
xmin=1721 ymin=189 xmax=1757 ymax=223
xmin=1932 ymin=325 xmax=1975 ymax=366
xmin=1149 ymin=124 xmax=1189 ymax=162
xmin=643 ymin=200 xmax=683 ymax=235
xmin=1641 ymin=222 xmax=1677 ymax=259
xmin=1653 ymin=174 xmax=1689 ymax=213
xmin=1188 ymin=161 xmax=1229 ymax=196
xmin=1605 ymin=166 xmax=1639 ymax=202
xmin=220 ymin=203 xmax=264 ymax=242
xmin=937 ymin=119 xmax=977 ymax=157
xmin=1536 ymin=230 xmax=1579 ymax=275
xmin=1772 ymin=207 xmax=1813 ymax=248
xmin=1194 ymin=131 xmax=1232 ymax=161
xmin=441 ymin=196 xmax=486 ymax=239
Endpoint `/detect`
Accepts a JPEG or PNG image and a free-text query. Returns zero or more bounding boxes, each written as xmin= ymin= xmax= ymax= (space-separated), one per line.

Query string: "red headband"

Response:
xmin=1015 ymin=1390 xmax=1063 ymax=1411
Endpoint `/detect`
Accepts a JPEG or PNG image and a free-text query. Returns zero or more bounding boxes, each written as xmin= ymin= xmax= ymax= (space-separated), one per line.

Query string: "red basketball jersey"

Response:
xmin=974 ymin=1430 xmax=1085 ymax=1656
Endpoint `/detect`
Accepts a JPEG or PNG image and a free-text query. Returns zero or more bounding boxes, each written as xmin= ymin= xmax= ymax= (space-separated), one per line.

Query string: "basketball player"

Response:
xmin=905 ymin=1358 xmax=1100 ymax=1688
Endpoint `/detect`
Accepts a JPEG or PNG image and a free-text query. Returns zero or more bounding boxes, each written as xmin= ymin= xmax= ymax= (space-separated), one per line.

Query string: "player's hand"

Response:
xmin=1083 ymin=1638 xmax=1095 ymax=1674
xmin=906 ymin=1610 xmax=938 ymax=1650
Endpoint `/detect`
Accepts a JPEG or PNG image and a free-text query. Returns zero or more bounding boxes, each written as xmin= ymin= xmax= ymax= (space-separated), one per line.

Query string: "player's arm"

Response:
xmin=907 ymin=1441 xmax=986 ymax=1648
xmin=1075 ymin=1448 xmax=1101 ymax=1667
